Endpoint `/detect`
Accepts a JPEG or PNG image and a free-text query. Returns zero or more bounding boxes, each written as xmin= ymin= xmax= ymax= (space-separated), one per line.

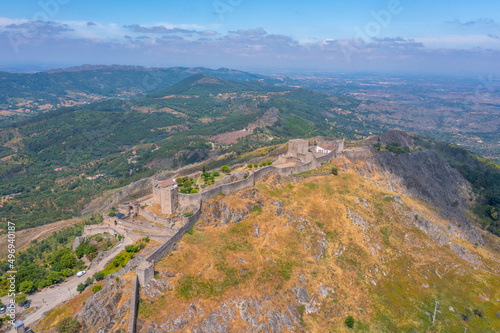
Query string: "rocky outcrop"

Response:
xmin=138 ymin=296 xmax=300 ymax=333
xmin=377 ymin=150 xmax=471 ymax=212
xmin=76 ymin=278 xmax=131 ymax=332
xmin=374 ymin=148 xmax=483 ymax=245
xmin=378 ymin=129 xmax=415 ymax=148
xmin=200 ymin=188 xmax=263 ymax=227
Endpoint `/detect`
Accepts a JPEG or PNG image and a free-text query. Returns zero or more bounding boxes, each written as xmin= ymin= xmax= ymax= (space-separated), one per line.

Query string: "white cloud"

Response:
xmin=415 ymin=34 xmax=500 ymax=49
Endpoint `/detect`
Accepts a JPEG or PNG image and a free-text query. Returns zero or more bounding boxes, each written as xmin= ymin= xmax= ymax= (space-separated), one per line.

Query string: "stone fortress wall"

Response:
xmin=78 ymin=138 xmax=343 ymax=252
xmin=170 ymin=138 xmax=344 ymax=211
xmin=144 ymin=208 xmax=202 ymax=264
xmin=72 ymin=225 xmax=123 ymax=251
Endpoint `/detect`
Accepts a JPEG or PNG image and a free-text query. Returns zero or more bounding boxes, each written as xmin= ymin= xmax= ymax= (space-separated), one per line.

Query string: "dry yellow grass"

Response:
xmin=38 ymin=287 xmax=96 ymax=331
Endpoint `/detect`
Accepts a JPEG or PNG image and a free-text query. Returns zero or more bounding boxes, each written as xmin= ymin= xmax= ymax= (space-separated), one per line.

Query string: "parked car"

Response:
xmin=22 ymin=300 xmax=31 ymax=309
xmin=76 ymin=270 xmax=86 ymax=277
xmin=0 ymin=305 xmax=6 ymax=313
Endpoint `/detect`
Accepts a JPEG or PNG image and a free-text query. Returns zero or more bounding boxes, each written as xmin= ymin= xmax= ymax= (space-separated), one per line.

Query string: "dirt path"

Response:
xmin=0 ymin=218 xmax=85 ymax=259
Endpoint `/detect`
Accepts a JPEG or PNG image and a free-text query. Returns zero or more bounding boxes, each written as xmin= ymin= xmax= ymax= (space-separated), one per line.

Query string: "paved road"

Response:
xmin=1 ymin=237 xmax=132 ymax=328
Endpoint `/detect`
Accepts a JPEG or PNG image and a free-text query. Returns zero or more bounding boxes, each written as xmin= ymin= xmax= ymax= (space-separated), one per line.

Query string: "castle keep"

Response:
xmin=153 ymin=179 xmax=178 ymax=215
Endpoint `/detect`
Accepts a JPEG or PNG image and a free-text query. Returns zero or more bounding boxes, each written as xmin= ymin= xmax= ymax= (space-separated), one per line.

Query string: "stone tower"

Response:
xmin=153 ymin=179 xmax=178 ymax=215
xmin=288 ymin=139 xmax=310 ymax=163
xmin=137 ymin=261 xmax=155 ymax=285
xmin=161 ymin=186 xmax=178 ymax=215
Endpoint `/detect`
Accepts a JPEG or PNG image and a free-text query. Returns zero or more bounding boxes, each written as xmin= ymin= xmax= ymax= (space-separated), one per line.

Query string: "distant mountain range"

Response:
xmin=0 ymin=65 xmax=281 ymax=124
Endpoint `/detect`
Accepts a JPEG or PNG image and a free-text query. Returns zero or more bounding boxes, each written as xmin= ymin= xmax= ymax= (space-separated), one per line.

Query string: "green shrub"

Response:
xmin=261 ymin=162 xmax=267 ymax=167
xmin=183 ymin=180 xmax=192 ymax=188
xmin=19 ymin=280 xmax=36 ymax=294
xmin=190 ymin=188 xmax=199 ymax=194
xmin=331 ymin=167 xmax=338 ymax=175
xmin=253 ymin=163 xmax=258 ymax=168
xmin=61 ymin=268 xmax=73 ymax=277
xmin=345 ymin=315 xmax=355 ymax=328
xmin=221 ymin=165 xmax=231 ymax=173
xmin=85 ymin=277 xmax=94 ymax=285
xmin=267 ymin=161 xmax=272 ymax=165
xmin=184 ymin=212 xmax=194 ymax=217
xmin=15 ymin=294 xmax=27 ymax=304
xmin=252 ymin=205 xmax=262 ymax=213
xmin=93 ymin=272 xmax=105 ymax=281
xmin=92 ymin=284 xmax=102 ymax=293
xmin=247 ymin=164 xmax=253 ymax=168
xmin=125 ymin=245 xmax=139 ymax=253
xmin=55 ymin=317 xmax=81 ymax=333
xmin=76 ymin=283 xmax=86 ymax=293
xmin=75 ymin=241 xmax=97 ymax=258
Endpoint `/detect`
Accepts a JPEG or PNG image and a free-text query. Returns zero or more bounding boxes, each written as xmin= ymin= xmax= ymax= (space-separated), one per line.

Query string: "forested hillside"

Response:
xmin=0 ymin=74 xmax=383 ymax=231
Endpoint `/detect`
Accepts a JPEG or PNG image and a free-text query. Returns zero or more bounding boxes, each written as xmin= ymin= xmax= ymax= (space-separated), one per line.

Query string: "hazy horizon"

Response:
xmin=1 ymin=0 xmax=500 ymax=75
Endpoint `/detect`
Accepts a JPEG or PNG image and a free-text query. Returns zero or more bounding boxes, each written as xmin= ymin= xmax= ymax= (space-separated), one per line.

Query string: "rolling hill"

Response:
xmin=0 ymin=74 xmax=498 ymax=246
xmin=0 ymin=65 xmax=278 ymax=124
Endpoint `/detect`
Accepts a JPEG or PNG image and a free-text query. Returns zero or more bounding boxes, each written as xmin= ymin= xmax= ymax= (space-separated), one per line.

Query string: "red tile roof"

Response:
xmin=159 ymin=179 xmax=176 ymax=187
xmin=318 ymin=145 xmax=334 ymax=151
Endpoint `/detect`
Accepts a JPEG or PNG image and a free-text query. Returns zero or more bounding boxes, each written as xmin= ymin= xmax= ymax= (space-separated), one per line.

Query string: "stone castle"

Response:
xmin=152 ymin=138 xmax=344 ymax=215
xmin=74 ymin=138 xmax=344 ymax=333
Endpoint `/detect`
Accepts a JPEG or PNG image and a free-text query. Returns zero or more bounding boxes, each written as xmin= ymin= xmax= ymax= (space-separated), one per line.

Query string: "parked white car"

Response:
xmin=76 ymin=271 xmax=86 ymax=277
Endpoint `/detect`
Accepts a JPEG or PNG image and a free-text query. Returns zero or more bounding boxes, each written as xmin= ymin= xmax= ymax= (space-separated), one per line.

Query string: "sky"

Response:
xmin=1 ymin=0 xmax=500 ymax=74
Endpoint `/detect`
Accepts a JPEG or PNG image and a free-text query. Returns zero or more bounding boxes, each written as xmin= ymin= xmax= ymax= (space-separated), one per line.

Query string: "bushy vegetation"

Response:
xmin=92 ymin=284 xmax=102 ymax=293
xmin=0 ymin=216 xmax=103 ymax=294
xmin=345 ymin=315 xmax=355 ymax=328
xmin=74 ymin=242 xmax=96 ymax=259
xmin=125 ymin=242 xmax=145 ymax=253
xmin=93 ymin=272 xmax=105 ymax=281
xmin=76 ymin=283 xmax=86 ymax=293
xmin=55 ymin=316 xmax=81 ymax=333
xmin=374 ymin=142 xmax=411 ymax=154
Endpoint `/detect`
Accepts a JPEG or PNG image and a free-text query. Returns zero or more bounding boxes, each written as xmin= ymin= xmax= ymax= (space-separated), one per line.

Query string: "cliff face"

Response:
xmin=370 ymin=131 xmax=482 ymax=245
xmin=377 ymin=150 xmax=470 ymax=211
xmin=75 ymin=273 xmax=136 ymax=332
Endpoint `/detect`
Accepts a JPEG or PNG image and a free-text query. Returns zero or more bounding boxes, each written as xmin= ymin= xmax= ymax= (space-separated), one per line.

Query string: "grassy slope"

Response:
xmin=138 ymin=158 xmax=499 ymax=332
